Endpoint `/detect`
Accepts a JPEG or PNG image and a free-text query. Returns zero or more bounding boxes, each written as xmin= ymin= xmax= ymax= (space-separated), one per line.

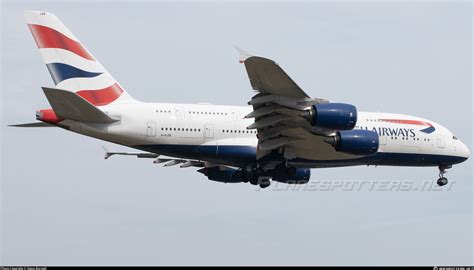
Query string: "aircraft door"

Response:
xmin=146 ymin=122 xmax=156 ymax=138
xmin=230 ymin=109 xmax=240 ymax=120
xmin=174 ymin=108 xmax=184 ymax=119
xmin=204 ymin=123 xmax=214 ymax=138
xmin=437 ymin=134 xmax=445 ymax=148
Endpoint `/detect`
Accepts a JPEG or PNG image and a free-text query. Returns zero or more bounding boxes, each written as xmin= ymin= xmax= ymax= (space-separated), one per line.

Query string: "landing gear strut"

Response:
xmin=240 ymin=164 xmax=270 ymax=188
xmin=436 ymin=165 xmax=451 ymax=187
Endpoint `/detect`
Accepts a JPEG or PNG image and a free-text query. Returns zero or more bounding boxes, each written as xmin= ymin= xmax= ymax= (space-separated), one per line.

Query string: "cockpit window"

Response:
xmin=453 ymin=136 xmax=458 ymax=140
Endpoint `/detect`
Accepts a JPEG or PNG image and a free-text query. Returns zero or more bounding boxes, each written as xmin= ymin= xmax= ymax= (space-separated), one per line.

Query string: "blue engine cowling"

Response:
xmin=333 ymin=130 xmax=379 ymax=155
xmin=271 ymin=165 xmax=311 ymax=184
xmin=310 ymin=103 xmax=357 ymax=130
xmin=198 ymin=167 xmax=242 ymax=183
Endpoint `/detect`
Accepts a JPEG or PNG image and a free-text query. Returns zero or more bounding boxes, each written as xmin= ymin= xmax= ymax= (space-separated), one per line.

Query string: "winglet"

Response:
xmin=234 ymin=46 xmax=252 ymax=63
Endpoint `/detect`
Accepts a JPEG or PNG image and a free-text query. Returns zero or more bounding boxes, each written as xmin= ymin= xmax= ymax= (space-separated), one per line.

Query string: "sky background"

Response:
xmin=1 ymin=0 xmax=473 ymax=266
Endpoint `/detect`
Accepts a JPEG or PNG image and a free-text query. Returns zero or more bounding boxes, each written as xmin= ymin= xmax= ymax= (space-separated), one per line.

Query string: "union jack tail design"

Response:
xmin=24 ymin=11 xmax=135 ymax=106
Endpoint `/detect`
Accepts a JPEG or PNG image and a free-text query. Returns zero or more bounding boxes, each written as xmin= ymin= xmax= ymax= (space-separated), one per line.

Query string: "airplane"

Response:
xmin=12 ymin=11 xmax=470 ymax=189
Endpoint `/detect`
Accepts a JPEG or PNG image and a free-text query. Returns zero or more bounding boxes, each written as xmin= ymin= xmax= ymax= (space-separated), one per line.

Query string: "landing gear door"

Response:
xmin=437 ymin=134 xmax=445 ymax=148
xmin=204 ymin=123 xmax=214 ymax=138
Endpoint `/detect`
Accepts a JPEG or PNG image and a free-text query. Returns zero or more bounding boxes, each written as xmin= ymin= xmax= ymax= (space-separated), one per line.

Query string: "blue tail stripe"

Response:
xmin=46 ymin=63 xmax=103 ymax=85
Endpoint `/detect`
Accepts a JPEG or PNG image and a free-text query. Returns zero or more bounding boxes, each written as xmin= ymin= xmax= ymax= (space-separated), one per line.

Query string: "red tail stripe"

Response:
xmin=28 ymin=24 xmax=95 ymax=61
xmin=379 ymin=119 xmax=432 ymax=127
xmin=76 ymin=83 xmax=124 ymax=106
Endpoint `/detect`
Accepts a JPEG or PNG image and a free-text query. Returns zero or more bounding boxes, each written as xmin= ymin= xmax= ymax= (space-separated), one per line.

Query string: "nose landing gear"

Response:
xmin=437 ymin=165 xmax=451 ymax=187
xmin=437 ymin=176 xmax=448 ymax=187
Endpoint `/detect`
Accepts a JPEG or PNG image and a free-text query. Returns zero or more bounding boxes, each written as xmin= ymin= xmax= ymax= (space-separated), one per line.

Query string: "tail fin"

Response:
xmin=24 ymin=11 xmax=136 ymax=106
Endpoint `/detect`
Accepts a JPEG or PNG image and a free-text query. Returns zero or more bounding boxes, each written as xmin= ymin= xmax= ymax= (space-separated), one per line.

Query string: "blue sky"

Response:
xmin=1 ymin=0 xmax=472 ymax=265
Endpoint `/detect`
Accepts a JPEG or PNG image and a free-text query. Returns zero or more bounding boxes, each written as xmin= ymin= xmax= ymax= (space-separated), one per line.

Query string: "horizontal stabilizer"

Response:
xmin=42 ymin=87 xmax=118 ymax=123
xmin=9 ymin=122 xmax=54 ymax=127
xmin=101 ymin=146 xmax=158 ymax=159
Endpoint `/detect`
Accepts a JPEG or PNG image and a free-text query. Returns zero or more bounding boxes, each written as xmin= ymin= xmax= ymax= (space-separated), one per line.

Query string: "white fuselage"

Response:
xmin=58 ymin=102 xmax=470 ymax=168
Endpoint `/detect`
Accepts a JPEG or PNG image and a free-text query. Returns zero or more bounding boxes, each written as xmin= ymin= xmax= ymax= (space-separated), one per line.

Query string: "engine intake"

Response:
xmin=307 ymin=103 xmax=357 ymax=130
xmin=328 ymin=130 xmax=379 ymax=155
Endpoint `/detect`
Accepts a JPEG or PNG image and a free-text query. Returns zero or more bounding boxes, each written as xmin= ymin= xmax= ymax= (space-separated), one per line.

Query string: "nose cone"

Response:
xmin=460 ymin=141 xmax=470 ymax=160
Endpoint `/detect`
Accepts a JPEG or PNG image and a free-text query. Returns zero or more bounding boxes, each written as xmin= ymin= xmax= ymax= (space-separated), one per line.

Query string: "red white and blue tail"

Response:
xmin=24 ymin=11 xmax=135 ymax=106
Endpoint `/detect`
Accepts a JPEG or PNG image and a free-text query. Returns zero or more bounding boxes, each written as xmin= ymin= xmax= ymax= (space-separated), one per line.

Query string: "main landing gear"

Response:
xmin=235 ymin=164 xmax=271 ymax=189
xmin=436 ymin=165 xmax=451 ymax=187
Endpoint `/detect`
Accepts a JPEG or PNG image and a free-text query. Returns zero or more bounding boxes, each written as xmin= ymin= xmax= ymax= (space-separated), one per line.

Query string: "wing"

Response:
xmin=237 ymin=47 xmax=338 ymax=160
xmin=236 ymin=46 xmax=310 ymax=99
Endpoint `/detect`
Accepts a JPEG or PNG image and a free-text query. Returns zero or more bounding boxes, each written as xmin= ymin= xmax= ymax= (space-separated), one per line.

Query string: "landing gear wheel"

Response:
xmin=259 ymin=179 xmax=271 ymax=189
xmin=436 ymin=165 xmax=451 ymax=187
xmin=437 ymin=177 xmax=448 ymax=187
xmin=246 ymin=174 xmax=255 ymax=184
xmin=244 ymin=164 xmax=254 ymax=174
xmin=249 ymin=174 xmax=259 ymax=185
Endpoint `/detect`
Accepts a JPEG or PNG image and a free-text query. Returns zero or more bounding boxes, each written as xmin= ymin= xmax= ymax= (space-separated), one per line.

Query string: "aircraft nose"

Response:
xmin=460 ymin=141 xmax=470 ymax=160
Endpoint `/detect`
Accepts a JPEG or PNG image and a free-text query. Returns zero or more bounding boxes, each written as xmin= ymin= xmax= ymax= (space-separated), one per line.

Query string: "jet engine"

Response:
xmin=198 ymin=167 xmax=242 ymax=183
xmin=271 ymin=165 xmax=311 ymax=184
xmin=326 ymin=129 xmax=379 ymax=155
xmin=305 ymin=103 xmax=357 ymax=130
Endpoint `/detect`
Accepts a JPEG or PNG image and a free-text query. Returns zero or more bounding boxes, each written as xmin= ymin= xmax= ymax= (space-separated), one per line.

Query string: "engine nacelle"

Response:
xmin=331 ymin=130 xmax=379 ymax=155
xmin=198 ymin=167 xmax=242 ymax=183
xmin=308 ymin=103 xmax=357 ymax=130
xmin=271 ymin=165 xmax=311 ymax=184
